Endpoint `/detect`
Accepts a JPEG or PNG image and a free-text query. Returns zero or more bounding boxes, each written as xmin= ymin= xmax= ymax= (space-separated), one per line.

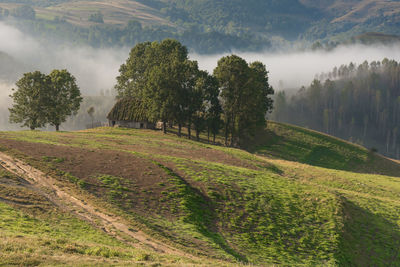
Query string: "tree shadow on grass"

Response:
xmin=336 ymin=198 xmax=400 ymax=266
xmin=154 ymin=161 xmax=248 ymax=263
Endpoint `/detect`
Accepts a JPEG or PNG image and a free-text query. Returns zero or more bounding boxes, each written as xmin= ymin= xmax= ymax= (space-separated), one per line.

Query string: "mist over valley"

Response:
xmin=1 ymin=21 xmax=400 ymax=132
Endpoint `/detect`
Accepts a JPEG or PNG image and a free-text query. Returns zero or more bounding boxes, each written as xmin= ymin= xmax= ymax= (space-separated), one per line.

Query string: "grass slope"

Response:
xmin=0 ymin=169 xmax=193 ymax=266
xmin=0 ymin=0 xmax=171 ymax=27
xmin=0 ymin=121 xmax=399 ymax=266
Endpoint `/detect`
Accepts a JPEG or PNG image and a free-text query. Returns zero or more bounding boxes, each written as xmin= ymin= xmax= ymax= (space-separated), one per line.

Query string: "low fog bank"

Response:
xmin=0 ymin=22 xmax=124 ymax=130
xmin=0 ymin=22 xmax=128 ymax=94
xmin=1 ymin=21 xmax=400 ymax=130
xmin=0 ymin=81 xmax=115 ymax=131
xmin=192 ymin=44 xmax=400 ymax=90
xmin=0 ymin=82 xmax=18 ymax=130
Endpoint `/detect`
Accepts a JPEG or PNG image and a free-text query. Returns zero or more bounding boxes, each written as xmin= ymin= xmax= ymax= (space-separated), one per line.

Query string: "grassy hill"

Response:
xmin=0 ymin=121 xmax=400 ymax=265
xmin=0 ymin=0 xmax=171 ymax=27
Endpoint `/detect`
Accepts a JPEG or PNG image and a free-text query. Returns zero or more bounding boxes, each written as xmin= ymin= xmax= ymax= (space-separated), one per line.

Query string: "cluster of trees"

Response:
xmin=159 ymin=0 xmax=316 ymax=39
xmin=88 ymin=12 xmax=104 ymax=24
xmin=0 ymin=5 xmax=35 ymax=20
xmin=0 ymin=7 xmax=10 ymax=18
xmin=0 ymin=1 xmax=272 ymax=54
xmin=9 ymin=70 xmax=82 ymax=131
xmin=273 ymin=59 xmax=400 ymax=159
xmin=116 ymin=39 xmax=274 ymax=146
xmin=11 ymin=5 xmax=35 ymax=19
xmin=10 ymin=18 xmax=268 ymax=54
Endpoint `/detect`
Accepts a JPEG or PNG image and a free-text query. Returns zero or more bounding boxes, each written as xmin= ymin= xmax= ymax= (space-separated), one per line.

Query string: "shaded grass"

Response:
xmin=336 ymin=197 xmax=400 ymax=266
xmin=253 ymin=122 xmax=400 ymax=176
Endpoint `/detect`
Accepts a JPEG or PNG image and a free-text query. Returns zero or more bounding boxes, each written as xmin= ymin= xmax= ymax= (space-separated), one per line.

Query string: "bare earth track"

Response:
xmin=0 ymin=151 xmax=192 ymax=259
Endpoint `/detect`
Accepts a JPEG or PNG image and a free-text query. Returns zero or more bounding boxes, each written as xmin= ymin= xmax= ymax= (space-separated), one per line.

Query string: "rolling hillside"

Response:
xmin=1 ymin=0 xmax=400 ymax=50
xmin=0 ymin=121 xmax=400 ymax=265
xmin=0 ymin=0 xmax=171 ymax=27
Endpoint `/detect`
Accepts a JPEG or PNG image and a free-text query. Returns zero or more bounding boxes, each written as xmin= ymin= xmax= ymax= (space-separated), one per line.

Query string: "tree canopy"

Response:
xmin=115 ymin=39 xmax=274 ymax=146
xmin=9 ymin=71 xmax=49 ymax=130
xmin=11 ymin=5 xmax=35 ymax=20
xmin=116 ymin=39 xmax=198 ymax=135
xmin=9 ymin=69 xmax=82 ymax=131
xmin=214 ymin=55 xmax=274 ymax=146
xmin=47 ymin=69 xmax=82 ymax=131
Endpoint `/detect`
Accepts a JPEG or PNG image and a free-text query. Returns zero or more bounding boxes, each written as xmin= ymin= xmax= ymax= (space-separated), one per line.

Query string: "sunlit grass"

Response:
xmin=0 ymin=122 xmax=400 ymax=266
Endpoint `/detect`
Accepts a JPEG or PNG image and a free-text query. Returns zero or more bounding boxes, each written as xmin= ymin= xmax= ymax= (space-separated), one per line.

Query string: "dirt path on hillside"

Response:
xmin=0 ymin=151 xmax=193 ymax=259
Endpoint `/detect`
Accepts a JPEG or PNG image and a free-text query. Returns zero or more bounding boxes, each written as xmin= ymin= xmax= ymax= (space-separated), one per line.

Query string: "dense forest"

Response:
xmin=157 ymin=0 xmax=317 ymax=40
xmin=0 ymin=3 xmax=270 ymax=54
xmin=8 ymin=18 xmax=268 ymax=54
xmin=1 ymin=1 xmax=400 ymax=53
xmin=273 ymin=59 xmax=400 ymax=159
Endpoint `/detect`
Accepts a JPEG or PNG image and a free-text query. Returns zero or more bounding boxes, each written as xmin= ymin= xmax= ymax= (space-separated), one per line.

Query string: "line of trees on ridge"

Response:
xmin=115 ymin=39 xmax=274 ymax=146
xmin=273 ymin=59 xmax=400 ymax=159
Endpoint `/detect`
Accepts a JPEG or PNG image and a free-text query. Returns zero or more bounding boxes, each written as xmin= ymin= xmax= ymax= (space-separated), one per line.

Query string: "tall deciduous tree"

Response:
xmin=190 ymin=70 xmax=210 ymax=141
xmin=47 ymin=69 xmax=82 ymax=131
xmin=214 ymin=55 xmax=250 ymax=146
xmin=214 ymin=55 xmax=273 ymax=146
xmin=245 ymin=61 xmax=274 ymax=136
xmin=115 ymin=41 xmax=152 ymax=98
xmin=192 ymin=70 xmax=222 ymax=143
xmin=9 ymin=71 xmax=49 ymax=130
xmin=115 ymin=39 xmax=197 ymax=135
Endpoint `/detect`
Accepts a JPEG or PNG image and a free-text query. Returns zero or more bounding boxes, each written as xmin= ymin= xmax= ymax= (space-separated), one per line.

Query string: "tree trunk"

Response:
xmin=196 ymin=129 xmax=200 ymax=141
xmin=178 ymin=123 xmax=182 ymax=137
xmin=213 ymin=133 xmax=216 ymax=144
xmin=163 ymin=121 xmax=167 ymax=134
xmin=225 ymin=125 xmax=228 ymax=146
xmin=188 ymin=120 xmax=191 ymax=139
xmin=230 ymin=113 xmax=235 ymax=147
xmin=56 ymin=124 xmax=59 ymax=131
xmin=225 ymin=118 xmax=229 ymax=146
xmin=207 ymin=127 xmax=210 ymax=143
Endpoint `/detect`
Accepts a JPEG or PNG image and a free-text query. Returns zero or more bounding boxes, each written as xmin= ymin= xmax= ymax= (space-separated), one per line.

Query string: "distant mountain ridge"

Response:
xmin=1 ymin=0 xmax=400 ymax=51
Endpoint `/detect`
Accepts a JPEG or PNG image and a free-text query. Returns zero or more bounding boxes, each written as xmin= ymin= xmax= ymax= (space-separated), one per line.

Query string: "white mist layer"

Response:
xmin=2 ymin=21 xmax=400 ymax=92
xmin=0 ymin=82 xmax=17 ymax=130
xmin=1 ymin=21 xmax=400 ymax=130
xmin=192 ymin=44 xmax=400 ymax=89
xmin=0 ymin=22 xmax=128 ymax=94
